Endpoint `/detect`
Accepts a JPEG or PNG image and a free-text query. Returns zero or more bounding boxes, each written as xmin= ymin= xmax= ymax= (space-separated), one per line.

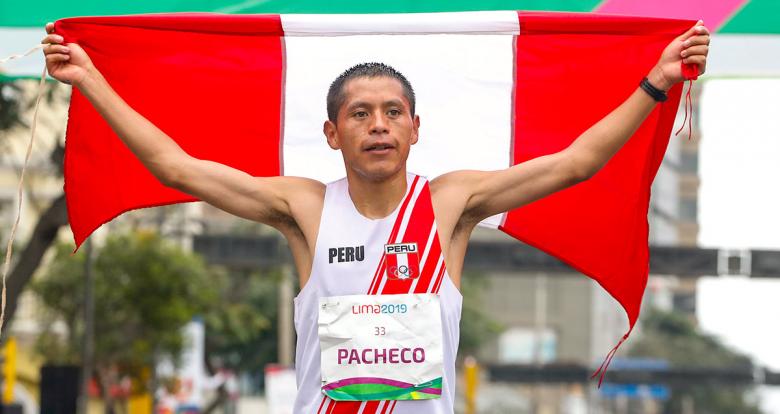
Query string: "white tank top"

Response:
xmin=293 ymin=173 xmax=463 ymax=414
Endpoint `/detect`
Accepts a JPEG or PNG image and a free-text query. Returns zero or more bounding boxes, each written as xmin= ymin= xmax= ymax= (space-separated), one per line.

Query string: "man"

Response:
xmin=42 ymin=20 xmax=709 ymax=413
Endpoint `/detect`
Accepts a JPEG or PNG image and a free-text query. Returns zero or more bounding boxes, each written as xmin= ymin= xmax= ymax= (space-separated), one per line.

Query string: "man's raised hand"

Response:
xmin=648 ymin=20 xmax=710 ymax=91
xmin=41 ymin=22 xmax=94 ymax=86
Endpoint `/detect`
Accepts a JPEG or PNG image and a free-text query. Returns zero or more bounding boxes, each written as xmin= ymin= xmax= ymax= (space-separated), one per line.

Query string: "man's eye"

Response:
xmin=388 ymin=109 xmax=401 ymax=116
xmin=354 ymin=111 xmax=368 ymax=118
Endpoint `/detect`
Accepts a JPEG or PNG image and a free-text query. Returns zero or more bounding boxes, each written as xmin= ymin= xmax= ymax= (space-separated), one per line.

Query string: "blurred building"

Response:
xmin=646 ymin=86 xmax=702 ymax=321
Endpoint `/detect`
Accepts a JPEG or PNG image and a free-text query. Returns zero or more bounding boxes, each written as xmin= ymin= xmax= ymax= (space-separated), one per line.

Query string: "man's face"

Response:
xmin=324 ymin=76 xmax=420 ymax=182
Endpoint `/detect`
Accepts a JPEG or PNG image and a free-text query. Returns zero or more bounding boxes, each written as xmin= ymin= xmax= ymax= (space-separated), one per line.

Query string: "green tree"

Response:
xmin=200 ymin=267 xmax=281 ymax=411
xmin=628 ymin=309 xmax=764 ymax=414
xmin=458 ymin=272 xmax=504 ymax=358
xmin=33 ymin=230 xmax=218 ymax=412
xmin=0 ymin=82 xmax=26 ymax=131
xmin=203 ymin=268 xmax=279 ymax=374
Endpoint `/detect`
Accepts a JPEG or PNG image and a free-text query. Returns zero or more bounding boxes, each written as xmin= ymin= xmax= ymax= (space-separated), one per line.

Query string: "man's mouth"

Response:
xmin=365 ymin=144 xmax=394 ymax=153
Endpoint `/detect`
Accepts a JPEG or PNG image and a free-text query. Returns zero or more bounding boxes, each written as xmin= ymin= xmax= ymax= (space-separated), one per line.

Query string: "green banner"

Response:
xmin=0 ymin=1 xmax=608 ymax=27
xmin=2 ymin=0 xmax=778 ymax=33
xmin=719 ymin=0 xmax=779 ymax=34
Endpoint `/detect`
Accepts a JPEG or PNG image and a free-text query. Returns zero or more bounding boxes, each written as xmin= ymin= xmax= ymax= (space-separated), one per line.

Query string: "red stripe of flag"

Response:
xmin=501 ymin=11 xmax=691 ymax=334
xmin=57 ymin=14 xmax=285 ymax=249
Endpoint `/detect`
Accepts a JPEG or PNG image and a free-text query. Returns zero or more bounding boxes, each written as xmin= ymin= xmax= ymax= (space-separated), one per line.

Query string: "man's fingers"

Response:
xmin=681 ymin=45 xmax=708 ymax=58
xmin=683 ymin=35 xmax=710 ymax=47
xmin=41 ymin=34 xmax=64 ymax=45
xmin=45 ymin=22 xmax=54 ymax=34
xmin=45 ymin=44 xmax=70 ymax=55
xmin=45 ymin=53 xmax=70 ymax=63
xmin=688 ymin=55 xmax=707 ymax=75
xmin=682 ymin=55 xmax=705 ymax=66
xmin=678 ymin=20 xmax=704 ymax=40
xmin=684 ymin=25 xmax=710 ymax=41
xmin=678 ymin=21 xmax=709 ymax=43
xmin=694 ymin=25 xmax=710 ymax=36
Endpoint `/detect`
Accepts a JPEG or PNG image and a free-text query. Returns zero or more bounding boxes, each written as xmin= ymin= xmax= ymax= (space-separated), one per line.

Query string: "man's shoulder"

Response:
xmin=428 ymin=170 xmax=487 ymax=226
xmin=428 ymin=170 xmax=480 ymax=195
xmin=276 ymin=175 xmax=326 ymax=201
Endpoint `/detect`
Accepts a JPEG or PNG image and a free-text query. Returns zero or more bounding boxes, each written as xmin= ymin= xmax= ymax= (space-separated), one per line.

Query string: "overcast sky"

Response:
xmin=697 ymin=78 xmax=780 ymax=413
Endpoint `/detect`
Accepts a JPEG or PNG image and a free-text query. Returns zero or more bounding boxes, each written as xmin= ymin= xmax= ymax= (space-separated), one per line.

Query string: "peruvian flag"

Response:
xmin=55 ymin=12 xmax=692 ymax=344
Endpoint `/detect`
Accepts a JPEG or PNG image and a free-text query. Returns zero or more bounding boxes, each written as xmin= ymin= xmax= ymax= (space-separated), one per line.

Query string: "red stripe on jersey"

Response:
xmin=413 ymin=230 xmax=442 ymax=294
xmin=431 ymin=262 xmax=447 ymax=294
xmin=316 ymin=396 xmax=328 ymax=414
xmin=367 ymin=175 xmax=420 ymax=295
xmin=327 ymin=176 xmax=423 ymax=414
xmin=367 ymin=257 xmax=386 ymax=296
xmin=377 ymin=181 xmax=439 ymax=414
xmin=380 ymin=181 xmax=436 ymax=295
xmin=329 ymin=176 xmax=445 ymax=414
xmin=385 ymin=252 xmax=398 ymax=280
xmin=362 ymin=401 xmax=380 ymax=414
xmin=330 ymin=401 xmax=362 ymax=414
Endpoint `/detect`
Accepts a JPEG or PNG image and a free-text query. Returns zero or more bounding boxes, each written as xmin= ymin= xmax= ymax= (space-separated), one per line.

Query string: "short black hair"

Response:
xmin=326 ymin=62 xmax=416 ymax=123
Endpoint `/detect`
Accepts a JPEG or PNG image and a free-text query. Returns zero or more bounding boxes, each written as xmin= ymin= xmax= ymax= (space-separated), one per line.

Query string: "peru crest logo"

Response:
xmin=384 ymin=243 xmax=420 ymax=280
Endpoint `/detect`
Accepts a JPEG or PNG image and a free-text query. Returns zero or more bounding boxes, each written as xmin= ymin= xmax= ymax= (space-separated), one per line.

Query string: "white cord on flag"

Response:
xmin=0 ymin=45 xmax=48 ymax=336
xmin=0 ymin=44 xmax=45 ymax=65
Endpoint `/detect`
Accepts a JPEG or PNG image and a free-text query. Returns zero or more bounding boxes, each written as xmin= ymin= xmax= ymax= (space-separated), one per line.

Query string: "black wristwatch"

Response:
xmin=639 ymin=77 xmax=668 ymax=102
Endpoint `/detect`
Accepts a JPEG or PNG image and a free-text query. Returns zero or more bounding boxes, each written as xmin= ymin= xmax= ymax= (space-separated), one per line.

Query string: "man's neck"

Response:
xmin=346 ymin=168 xmax=408 ymax=219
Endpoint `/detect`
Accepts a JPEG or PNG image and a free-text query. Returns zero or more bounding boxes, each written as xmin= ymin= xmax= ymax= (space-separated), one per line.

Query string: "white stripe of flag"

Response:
xmin=280 ymin=11 xmax=520 ymax=36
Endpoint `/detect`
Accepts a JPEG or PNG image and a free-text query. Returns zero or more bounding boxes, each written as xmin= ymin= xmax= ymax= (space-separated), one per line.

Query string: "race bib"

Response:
xmin=318 ymin=293 xmax=443 ymax=401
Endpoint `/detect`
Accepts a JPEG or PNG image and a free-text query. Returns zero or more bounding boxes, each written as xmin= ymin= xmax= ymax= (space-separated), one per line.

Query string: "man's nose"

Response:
xmin=369 ymin=111 xmax=389 ymax=134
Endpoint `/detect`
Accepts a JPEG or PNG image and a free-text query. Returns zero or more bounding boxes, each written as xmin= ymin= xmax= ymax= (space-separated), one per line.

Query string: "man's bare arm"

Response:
xmin=441 ymin=21 xmax=710 ymax=224
xmin=74 ymin=68 xmax=321 ymax=224
xmin=42 ymin=24 xmax=318 ymax=227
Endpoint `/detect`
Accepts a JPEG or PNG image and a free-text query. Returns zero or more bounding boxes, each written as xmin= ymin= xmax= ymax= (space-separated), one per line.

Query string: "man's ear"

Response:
xmin=410 ymin=115 xmax=421 ymax=145
xmin=323 ymin=120 xmax=340 ymax=150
